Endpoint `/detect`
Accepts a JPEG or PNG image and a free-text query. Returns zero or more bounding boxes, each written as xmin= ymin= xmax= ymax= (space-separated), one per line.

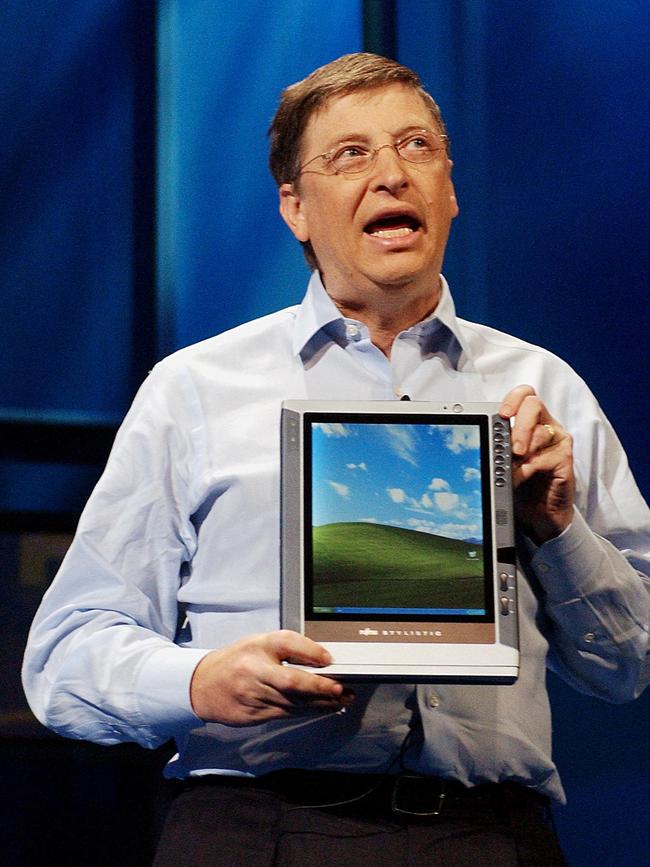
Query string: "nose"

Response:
xmin=369 ymin=143 xmax=409 ymax=194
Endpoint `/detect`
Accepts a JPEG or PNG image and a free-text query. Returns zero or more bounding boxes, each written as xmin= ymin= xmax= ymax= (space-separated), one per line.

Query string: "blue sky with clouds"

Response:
xmin=311 ymin=421 xmax=484 ymax=542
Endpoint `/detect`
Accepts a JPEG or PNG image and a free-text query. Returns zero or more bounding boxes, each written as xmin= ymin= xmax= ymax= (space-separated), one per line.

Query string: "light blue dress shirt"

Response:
xmin=23 ymin=273 xmax=650 ymax=802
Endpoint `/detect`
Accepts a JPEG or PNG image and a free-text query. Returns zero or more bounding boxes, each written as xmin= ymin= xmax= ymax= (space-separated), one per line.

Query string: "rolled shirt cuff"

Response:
xmin=135 ymin=644 xmax=210 ymax=736
xmin=528 ymin=507 xmax=609 ymax=601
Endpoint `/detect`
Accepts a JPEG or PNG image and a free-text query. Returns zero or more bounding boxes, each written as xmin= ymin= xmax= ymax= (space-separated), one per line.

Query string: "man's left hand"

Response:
xmin=499 ymin=385 xmax=575 ymax=545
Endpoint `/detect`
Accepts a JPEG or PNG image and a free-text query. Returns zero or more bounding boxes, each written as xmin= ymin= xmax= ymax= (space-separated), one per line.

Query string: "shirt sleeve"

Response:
xmin=528 ymin=384 xmax=650 ymax=703
xmin=21 ymin=361 xmax=209 ymax=747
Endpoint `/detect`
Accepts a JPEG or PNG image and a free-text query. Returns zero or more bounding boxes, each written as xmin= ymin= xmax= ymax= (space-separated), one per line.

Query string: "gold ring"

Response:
xmin=543 ymin=423 xmax=557 ymax=443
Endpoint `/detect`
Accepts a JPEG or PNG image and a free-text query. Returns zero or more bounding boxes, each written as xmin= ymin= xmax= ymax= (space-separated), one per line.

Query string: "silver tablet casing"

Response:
xmin=281 ymin=400 xmax=518 ymax=683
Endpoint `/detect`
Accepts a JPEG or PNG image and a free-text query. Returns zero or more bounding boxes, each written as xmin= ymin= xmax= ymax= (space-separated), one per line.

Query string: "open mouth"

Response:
xmin=364 ymin=214 xmax=421 ymax=239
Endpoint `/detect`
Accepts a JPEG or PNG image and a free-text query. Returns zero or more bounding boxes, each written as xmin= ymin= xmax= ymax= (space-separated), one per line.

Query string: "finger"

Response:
xmin=252 ymin=633 xmax=346 ymax=701
xmin=270 ymin=661 xmax=345 ymax=700
xmin=526 ymin=421 xmax=561 ymax=455
xmin=243 ymin=648 xmax=345 ymax=703
xmin=512 ymin=431 xmax=573 ymax=478
xmin=221 ymin=667 xmax=347 ymax=725
xmin=244 ymin=677 xmax=350 ymax=725
xmin=266 ymin=629 xmax=333 ymax=668
xmin=542 ymin=423 xmax=557 ymax=445
xmin=510 ymin=394 xmax=553 ymax=456
xmin=499 ymin=384 xmax=536 ymax=419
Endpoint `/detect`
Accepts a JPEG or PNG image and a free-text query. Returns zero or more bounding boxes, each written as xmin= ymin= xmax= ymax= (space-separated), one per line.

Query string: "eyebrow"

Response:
xmin=321 ymin=125 xmax=435 ymax=151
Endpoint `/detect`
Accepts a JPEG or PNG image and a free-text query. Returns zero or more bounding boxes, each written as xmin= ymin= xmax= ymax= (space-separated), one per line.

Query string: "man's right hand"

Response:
xmin=189 ymin=629 xmax=353 ymax=726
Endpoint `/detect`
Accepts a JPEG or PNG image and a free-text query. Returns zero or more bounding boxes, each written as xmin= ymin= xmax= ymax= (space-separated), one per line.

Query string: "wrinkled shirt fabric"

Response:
xmin=23 ymin=273 xmax=650 ymax=803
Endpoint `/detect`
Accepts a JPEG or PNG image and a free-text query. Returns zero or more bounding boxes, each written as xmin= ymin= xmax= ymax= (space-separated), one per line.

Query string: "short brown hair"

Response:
xmin=268 ymin=53 xmax=449 ymax=269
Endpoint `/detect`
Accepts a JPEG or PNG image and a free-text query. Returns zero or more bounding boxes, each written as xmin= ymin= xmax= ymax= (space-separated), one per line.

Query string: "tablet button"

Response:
xmin=500 ymin=596 xmax=510 ymax=616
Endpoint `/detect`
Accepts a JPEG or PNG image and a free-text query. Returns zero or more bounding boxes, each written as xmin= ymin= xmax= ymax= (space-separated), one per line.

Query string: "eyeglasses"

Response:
xmin=295 ymin=129 xmax=449 ymax=179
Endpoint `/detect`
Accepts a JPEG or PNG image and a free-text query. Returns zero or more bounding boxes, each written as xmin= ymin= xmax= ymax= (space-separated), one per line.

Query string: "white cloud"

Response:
xmin=327 ymin=480 xmax=350 ymax=498
xmin=383 ymin=424 xmax=418 ymax=466
xmin=406 ymin=516 xmax=482 ymax=541
xmin=360 ymin=517 xmax=378 ymax=523
xmin=420 ymin=493 xmax=433 ymax=508
xmin=429 ymin=477 xmax=450 ymax=491
xmin=463 ymin=467 xmax=481 ymax=482
xmin=432 ymin=522 xmax=482 ymax=541
xmin=346 ymin=462 xmax=367 ymax=471
xmin=437 ymin=425 xmax=481 ymax=454
xmin=407 ymin=517 xmax=437 ymax=532
xmin=434 ymin=491 xmax=460 ymax=512
xmin=387 ymin=487 xmax=407 ymax=503
xmin=315 ymin=422 xmax=349 ymax=438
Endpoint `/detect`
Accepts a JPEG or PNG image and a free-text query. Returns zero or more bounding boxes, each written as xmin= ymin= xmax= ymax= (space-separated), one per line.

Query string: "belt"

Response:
xmin=184 ymin=769 xmax=549 ymax=820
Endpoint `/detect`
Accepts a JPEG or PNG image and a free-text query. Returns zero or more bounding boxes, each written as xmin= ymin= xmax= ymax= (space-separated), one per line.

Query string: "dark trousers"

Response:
xmin=153 ymin=770 xmax=566 ymax=866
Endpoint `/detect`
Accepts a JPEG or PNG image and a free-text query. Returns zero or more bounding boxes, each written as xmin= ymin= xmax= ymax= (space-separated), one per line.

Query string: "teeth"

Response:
xmin=371 ymin=226 xmax=414 ymax=238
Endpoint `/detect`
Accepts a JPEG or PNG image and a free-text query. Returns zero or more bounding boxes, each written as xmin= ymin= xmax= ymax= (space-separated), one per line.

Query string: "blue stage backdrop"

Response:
xmin=156 ymin=0 xmax=363 ymax=352
xmin=0 ymin=1 xmax=137 ymax=423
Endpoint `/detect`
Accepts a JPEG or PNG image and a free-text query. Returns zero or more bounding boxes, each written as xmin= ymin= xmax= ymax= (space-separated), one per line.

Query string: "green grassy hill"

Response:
xmin=312 ymin=522 xmax=485 ymax=610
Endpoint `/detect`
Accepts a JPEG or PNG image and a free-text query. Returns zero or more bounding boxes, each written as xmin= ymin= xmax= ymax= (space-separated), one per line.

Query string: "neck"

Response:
xmin=329 ymin=278 xmax=442 ymax=358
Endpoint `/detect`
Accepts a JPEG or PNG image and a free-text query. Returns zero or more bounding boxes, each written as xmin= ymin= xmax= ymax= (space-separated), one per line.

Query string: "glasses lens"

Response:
xmin=397 ymin=132 xmax=443 ymax=163
xmin=329 ymin=132 xmax=445 ymax=175
xmin=331 ymin=145 xmax=372 ymax=175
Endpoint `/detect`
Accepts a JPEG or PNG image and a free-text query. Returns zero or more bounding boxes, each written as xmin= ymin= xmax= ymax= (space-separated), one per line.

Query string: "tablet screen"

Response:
xmin=304 ymin=413 xmax=493 ymax=623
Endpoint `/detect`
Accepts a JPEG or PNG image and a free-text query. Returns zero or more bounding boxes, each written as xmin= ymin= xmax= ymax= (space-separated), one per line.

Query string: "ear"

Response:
xmin=449 ymin=187 xmax=459 ymax=218
xmin=447 ymin=160 xmax=459 ymax=219
xmin=279 ymin=183 xmax=310 ymax=242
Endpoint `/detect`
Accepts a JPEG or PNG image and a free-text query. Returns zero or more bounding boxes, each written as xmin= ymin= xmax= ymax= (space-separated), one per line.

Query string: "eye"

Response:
xmin=401 ymin=133 xmax=435 ymax=153
xmin=397 ymin=132 xmax=444 ymax=163
xmin=340 ymin=144 xmax=367 ymax=157
xmin=332 ymin=143 xmax=370 ymax=169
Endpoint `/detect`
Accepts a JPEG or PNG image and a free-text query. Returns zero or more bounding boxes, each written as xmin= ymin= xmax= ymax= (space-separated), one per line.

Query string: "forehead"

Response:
xmin=302 ymin=83 xmax=436 ymax=151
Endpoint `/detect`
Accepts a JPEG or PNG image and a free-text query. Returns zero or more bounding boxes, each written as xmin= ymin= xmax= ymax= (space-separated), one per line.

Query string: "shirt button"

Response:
xmin=429 ymin=695 xmax=440 ymax=709
xmin=537 ymin=562 xmax=551 ymax=573
xmin=584 ymin=632 xmax=596 ymax=643
xmin=346 ymin=323 xmax=360 ymax=338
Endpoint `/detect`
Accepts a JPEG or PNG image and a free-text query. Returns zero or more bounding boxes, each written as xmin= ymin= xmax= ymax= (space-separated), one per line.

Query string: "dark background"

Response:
xmin=1 ymin=2 xmax=648 ymax=864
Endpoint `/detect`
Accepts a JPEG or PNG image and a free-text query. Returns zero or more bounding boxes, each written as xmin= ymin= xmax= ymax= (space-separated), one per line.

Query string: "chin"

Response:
xmin=367 ymin=264 xmax=435 ymax=291
xmin=365 ymin=252 xmax=440 ymax=287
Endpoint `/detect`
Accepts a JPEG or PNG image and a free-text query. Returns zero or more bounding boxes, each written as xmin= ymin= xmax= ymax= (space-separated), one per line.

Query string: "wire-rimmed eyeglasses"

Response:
xmin=295 ymin=129 xmax=449 ymax=179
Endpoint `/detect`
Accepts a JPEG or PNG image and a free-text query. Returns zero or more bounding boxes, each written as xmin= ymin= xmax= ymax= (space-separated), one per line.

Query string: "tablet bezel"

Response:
xmin=280 ymin=400 xmax=519 ymax=683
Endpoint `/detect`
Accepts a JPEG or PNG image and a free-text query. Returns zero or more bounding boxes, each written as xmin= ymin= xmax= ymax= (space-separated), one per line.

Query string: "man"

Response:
xmin=23 ymin=54 xmax=650 ymax=865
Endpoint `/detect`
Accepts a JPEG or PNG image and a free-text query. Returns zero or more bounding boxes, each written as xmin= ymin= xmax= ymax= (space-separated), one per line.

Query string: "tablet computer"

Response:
xmin=280 ymin=400 xmax=518 ymax=683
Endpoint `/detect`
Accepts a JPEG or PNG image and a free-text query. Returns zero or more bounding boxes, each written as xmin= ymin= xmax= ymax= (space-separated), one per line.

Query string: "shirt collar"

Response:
xmin=292 ymin=271 xmax=341 ymax=356
xmin=293 ymin=270 xmax=470 ymax=367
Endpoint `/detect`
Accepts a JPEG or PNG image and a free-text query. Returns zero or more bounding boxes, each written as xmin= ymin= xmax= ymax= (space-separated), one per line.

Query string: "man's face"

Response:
xmin=279 ymin=83 xmax=458 ymax=306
